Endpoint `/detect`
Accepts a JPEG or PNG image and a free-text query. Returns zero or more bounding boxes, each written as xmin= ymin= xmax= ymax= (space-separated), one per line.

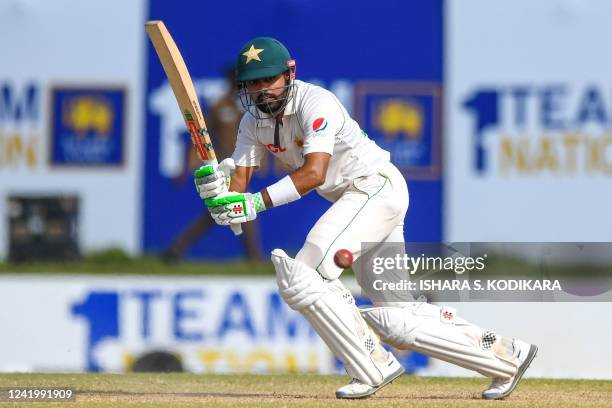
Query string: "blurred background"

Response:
xmin=0 ymin=0 xmax=611 ymax=379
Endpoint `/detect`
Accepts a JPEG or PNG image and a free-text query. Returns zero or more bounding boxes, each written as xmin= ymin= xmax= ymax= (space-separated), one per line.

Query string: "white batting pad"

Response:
xmin=361 ymin=303 xmax=518 ymax=379
xmin=271 ymin=249 xmax=389 ymax=386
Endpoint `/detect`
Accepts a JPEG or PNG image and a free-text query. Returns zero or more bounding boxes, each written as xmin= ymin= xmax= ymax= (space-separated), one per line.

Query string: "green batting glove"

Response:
xmin=194 ymin=158 xmax=235 ymax=200
xmin=205 ymin=191 xmax=266 ymax=225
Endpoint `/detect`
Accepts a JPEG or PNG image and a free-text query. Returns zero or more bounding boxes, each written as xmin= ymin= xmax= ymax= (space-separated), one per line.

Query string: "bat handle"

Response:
xmin=231 ymin=224 xmax=243 ymax=236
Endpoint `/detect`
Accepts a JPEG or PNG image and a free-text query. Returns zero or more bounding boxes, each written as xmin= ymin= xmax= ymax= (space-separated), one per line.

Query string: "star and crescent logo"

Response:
xmin=242 ymin=44 xmax=264 ymax=64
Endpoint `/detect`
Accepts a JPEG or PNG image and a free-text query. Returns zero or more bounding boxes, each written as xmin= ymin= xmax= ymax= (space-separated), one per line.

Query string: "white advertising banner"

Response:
xmin=0 ymin=0 xmax=146 ymax=256
xmin=0 ymin=275 xmax=333 ymax=374
xmin=446 ymin=0 xmax=612 ymax=241
xmin=0 ymin=275 xmax=610 ymax=379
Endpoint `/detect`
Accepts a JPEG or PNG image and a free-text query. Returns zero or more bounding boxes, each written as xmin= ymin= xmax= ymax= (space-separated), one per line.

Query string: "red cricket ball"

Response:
xmin=334 ymin=249 xmax=354 ymax=269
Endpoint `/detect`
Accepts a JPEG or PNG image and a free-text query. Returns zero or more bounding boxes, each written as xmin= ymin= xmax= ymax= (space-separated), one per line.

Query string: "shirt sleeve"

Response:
xmin=300 ymin=90 xmax=343 ymax=156
xmin=231 ymin=115 xmax=265 ymax=167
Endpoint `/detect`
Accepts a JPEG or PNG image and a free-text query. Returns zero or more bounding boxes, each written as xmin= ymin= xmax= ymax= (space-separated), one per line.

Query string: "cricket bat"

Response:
xmin=145 ymin=20 xmax=242 ymax=235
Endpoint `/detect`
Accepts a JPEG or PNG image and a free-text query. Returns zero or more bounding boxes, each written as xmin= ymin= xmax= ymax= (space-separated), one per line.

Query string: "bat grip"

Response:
xmin=231 ymin=224 xmax=243 ymax=236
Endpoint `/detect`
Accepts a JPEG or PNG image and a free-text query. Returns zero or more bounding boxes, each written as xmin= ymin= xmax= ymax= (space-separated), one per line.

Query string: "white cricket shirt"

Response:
xmin=232 ymin=80 xmax=390 ymax=202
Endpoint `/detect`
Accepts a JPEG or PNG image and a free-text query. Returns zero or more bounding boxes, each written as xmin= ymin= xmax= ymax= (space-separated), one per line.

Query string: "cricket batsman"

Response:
xmin=196 ymin=37 xmax=538 ymax=399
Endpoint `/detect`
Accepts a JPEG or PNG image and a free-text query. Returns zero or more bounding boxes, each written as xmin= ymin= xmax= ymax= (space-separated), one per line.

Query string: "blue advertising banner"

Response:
xmin=355 ymin=82 xmax=442 ymax=180
xmin=144 ymin=0 xmax=443 ymax=260
xmin=49 ymin=87 xmax=126 ymax=166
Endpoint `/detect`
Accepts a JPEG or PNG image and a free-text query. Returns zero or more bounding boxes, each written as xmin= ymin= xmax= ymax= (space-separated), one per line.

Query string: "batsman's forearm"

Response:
xmin=259 ymin=179 xmax=310 ymax=209
xmin=262 ymin=189 xmax=273 ymax=208
xmin=229 ymin=165 xmax=254 ymax=193
xmin=260 ymin=173 xmax=304 ymax=209
xmin=230 ymin=178 xmax=247 ymax=193
xmin=289 ymin=167 xmax=325 ymax=195
xmin=260 ymin=151 xmax=328 ymax=209
xmin=260 ymin=167 xmax=322 ymax=209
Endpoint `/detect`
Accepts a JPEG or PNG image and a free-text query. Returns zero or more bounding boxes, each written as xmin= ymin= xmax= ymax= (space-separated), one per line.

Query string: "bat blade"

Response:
xmin=146 ymin=20 xmax=242 ymax=236
xmin=145 ymin=20 xmax=215 ymax=163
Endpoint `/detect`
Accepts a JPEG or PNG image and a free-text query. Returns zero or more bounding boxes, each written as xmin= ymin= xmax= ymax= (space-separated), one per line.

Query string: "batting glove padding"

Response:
xmin=194 ymin=158 xmax=235 ymax=199
xmin=206 ymin=191 xmax=266 ymax=225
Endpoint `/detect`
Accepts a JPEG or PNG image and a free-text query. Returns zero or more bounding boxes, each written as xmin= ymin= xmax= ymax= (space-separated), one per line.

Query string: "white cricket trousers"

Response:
xmin=296 ymin=161 xmax=409 ymax=296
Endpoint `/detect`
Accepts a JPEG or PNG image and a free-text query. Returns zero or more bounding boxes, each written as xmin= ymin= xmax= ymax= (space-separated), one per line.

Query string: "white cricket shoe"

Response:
xmin=335 ymin=351 xmax=404 ymax=399
xmin=482 ymin=339 xmax=538 ymax=400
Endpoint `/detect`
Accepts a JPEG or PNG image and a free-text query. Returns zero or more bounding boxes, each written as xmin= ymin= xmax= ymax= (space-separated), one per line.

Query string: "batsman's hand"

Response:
xmin=205 ymin=191 xmax=266 ymax=225
xmin=194 ymin=158 xmax=235 ymax=199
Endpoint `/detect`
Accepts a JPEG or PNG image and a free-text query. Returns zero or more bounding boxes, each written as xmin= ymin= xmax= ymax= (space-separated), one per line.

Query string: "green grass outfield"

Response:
xmin=1 ymin=248 xmax=608 ymax=278
xmin=0 ymin=373 xmax=610 ymax=407
xmin=0 ymin=250 xmax=276 ymax=276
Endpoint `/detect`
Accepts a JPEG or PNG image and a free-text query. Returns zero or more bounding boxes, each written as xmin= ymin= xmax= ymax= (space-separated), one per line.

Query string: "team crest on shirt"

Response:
xmin=312 ymin=117 xmax=328 ymax=133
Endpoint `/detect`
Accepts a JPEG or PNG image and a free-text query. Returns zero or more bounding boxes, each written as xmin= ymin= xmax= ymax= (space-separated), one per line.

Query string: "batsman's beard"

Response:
xmin=256 ymin=97 xmax=283 ymax=114
xmin=255 ymin=91 xmax=286 ymax=115
xmin=239 ymin=79 xmax=295 ymax=120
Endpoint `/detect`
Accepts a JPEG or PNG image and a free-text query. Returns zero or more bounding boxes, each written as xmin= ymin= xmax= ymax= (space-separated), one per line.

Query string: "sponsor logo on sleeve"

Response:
xmin=312 ymin=117 xmax=328 ymax=133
